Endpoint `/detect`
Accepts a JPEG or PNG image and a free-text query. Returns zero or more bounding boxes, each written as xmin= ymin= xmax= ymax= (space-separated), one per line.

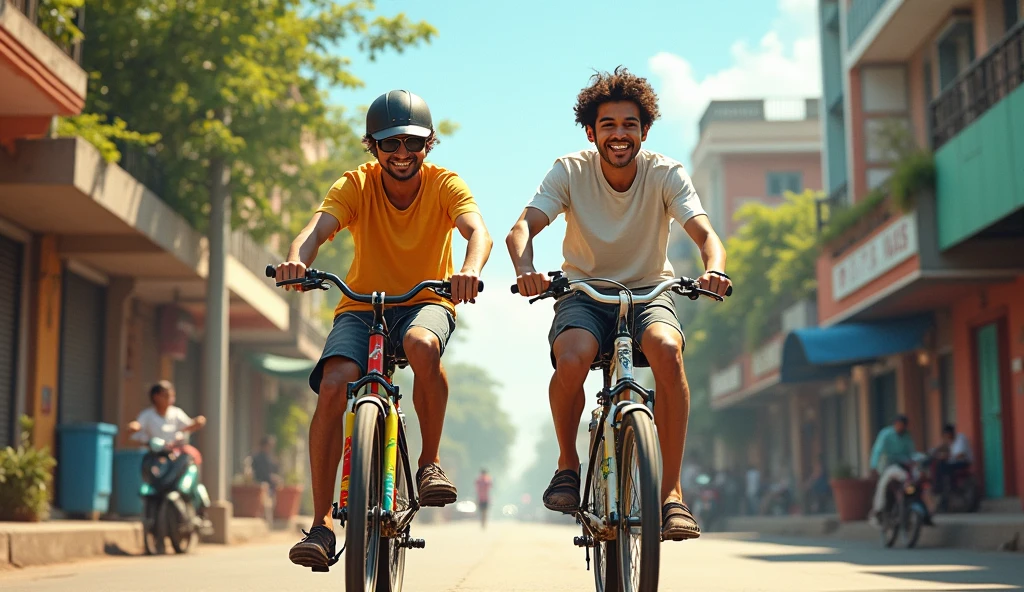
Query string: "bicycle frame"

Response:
xmin=336 ymin=292 xmax=419 ymax=530
xmin=578 ymin=290 xmax=656 ymax=542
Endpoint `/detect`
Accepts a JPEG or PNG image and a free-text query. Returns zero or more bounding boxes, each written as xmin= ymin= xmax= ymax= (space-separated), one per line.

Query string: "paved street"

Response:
xmin=1 ymin=521 xmax=1022 ymax=591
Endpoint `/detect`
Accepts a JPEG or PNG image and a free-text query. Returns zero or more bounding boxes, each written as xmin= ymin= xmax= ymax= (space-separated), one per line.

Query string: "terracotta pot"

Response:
xmin=829 ymin=477 xmax=877 ymax=522
xmin=231 ymin=483 xmax=268 ymax=518
xmin=274 ymin=485 xmax=304 ymax=520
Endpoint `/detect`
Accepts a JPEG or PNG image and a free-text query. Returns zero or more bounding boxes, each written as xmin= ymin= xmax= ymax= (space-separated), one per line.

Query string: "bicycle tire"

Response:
xmin=347 ymin=404 xmax=384 ymax=592
xmin=587 ymin=430 xmax=620 ymax=592
xmin=616 ymin=411 xmax=661 ymax=592
xmin=376 ymin=431 xmax=410 ymax=592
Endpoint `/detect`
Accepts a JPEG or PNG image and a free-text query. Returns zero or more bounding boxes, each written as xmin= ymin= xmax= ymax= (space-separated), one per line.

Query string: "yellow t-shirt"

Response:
xmin=316 ymin=161 xmax=479 ymax=316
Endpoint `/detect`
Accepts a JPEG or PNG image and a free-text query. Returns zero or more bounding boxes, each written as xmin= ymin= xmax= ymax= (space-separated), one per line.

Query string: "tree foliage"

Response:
xmin=76 ymin=0 xmax=436 ymax=239
xmin=393 ymin=363 xmax=516 ymax=495
xmin=683 ymin=190 xmax=821 ymax=440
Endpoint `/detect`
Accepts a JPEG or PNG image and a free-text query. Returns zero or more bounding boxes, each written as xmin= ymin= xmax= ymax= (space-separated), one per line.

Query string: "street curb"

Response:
xmin=0 ymin=522 xmax=143 ymax=568
xmin=1 ymin=532 xmax=9 ymax=568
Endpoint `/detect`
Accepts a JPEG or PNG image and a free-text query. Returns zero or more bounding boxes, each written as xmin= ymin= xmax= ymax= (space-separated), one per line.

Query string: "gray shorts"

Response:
xmin=309 ymin=303 xmax=455 ymax=394
xmin=547 ymin=288 xmax=684 ymax=369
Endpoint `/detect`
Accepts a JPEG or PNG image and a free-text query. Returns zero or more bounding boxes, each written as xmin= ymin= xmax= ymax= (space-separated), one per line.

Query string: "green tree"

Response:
xmin=77 ymin=0 xmax=436 ymax=239
xmin=393 ymin=363 xmax=515 ymax=494
xmin=683 ymin=190 xmax=820 ymax=442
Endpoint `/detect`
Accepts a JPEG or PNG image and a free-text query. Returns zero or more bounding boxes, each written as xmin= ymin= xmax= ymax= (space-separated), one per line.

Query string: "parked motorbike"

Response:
xmin=141 ymin=437 xmax=213 ymax=555
xmin=879 ymin=452 xmax=933 ymax=549
xmin=933 ymin=460 xmax=980 ymax=513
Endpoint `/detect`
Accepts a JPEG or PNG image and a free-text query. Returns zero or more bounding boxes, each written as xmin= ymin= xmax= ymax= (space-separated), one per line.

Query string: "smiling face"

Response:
xmin=375 ymin=134 xmax=426 ymax=182
xmin=587 ymin=100 xmax=648 ymax=169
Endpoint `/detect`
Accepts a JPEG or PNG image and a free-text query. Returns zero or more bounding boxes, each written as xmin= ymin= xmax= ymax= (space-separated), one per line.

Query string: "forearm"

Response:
xmin=506 ymin=223 xmax=537 ymax=274
xmin=700 ymin=233 xmax=727 ymax=273
xmin=287 ymin=229 xmax=322 ymax=268
xmin=460 ymin=228 xmax=493 ymax=274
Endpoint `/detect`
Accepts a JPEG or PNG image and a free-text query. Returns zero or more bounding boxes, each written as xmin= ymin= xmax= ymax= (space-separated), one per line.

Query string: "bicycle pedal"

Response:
xmin=573 ymin=535 xmax=593 ymax=547
xmin=401 ymin=538 xmax=426 ymax=549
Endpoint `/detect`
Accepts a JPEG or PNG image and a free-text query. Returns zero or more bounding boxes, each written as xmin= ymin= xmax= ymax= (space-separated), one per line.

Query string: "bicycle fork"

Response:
xmin=336 ymin=394 xmax=401 ymax=523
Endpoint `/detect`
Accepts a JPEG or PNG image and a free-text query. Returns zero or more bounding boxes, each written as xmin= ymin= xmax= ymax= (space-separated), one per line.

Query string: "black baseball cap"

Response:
xmin=366 ymin=90 xmax=433 ymax=140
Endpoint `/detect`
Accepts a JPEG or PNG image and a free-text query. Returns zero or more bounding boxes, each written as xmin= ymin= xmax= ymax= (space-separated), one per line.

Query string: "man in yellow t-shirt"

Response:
xmin=273 ymin=90 xmax=492 ymax=572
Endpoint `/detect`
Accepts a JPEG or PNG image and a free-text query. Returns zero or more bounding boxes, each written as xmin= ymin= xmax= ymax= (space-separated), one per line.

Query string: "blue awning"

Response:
xmin=781 ymin=315 xmax=933 ymax=383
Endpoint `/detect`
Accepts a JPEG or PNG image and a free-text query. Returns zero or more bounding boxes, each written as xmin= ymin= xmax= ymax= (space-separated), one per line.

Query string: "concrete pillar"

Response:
xmin=203 ymin=157 xmax=232 ymax=543
xmin=101 ymin=278 xmax=134 ymax=429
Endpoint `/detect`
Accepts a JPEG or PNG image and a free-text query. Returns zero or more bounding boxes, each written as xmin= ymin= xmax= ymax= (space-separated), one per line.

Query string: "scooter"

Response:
xmin=691 ymin=474 xmax=722 ymax=532
xmin=880 ymin=452 xmax=933 ymax=549
xmin=140 ymin=437 xmax=213 ymax=555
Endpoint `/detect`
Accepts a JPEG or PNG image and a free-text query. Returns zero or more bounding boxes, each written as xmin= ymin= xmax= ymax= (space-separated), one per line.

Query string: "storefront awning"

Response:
xmin=248 ymin=352 xmax=317 ymax=382
xmin=781 ymin=315 xmax=933 ymax=383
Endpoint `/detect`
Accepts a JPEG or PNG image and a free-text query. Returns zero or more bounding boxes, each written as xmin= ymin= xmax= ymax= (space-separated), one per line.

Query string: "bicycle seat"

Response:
xmin=590 ymin=345 xmax=651 ymax=371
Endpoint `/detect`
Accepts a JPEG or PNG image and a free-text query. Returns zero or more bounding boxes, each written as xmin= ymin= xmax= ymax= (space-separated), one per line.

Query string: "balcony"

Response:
xmin=846 ymin=0 xmax=972 ymax=66
xmin=816 ymin=182 xmax=849 ymax=233
xmin=931 ymin=21 xmax=1024 ymax=249
xmin=846 ymin=0 xmax=889 ymax=50
xmin=0 ymin=0 xmax=86 ymax=128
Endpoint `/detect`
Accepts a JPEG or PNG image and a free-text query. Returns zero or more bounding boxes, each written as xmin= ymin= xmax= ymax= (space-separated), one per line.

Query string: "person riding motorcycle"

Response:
xmin=126 ymin=380 xmax=206 ymax=462
xmin=868 ymin=414 xmax=916 ymax=525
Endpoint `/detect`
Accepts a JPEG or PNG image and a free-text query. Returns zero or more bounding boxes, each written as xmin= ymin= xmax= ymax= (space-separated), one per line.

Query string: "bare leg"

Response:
xmin=640 ymin=323 xmax=689 ymax=506
xmin=550 ymin=329 xmax=599 ymax=472
xmin=404 ymin=327 xmax=448 ymax=469
xmin=308 ymin=357 xmax=361 ymax=530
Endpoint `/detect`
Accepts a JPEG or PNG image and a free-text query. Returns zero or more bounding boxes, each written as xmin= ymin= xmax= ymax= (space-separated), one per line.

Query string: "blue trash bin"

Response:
xmin=57 ymin=423 xmax=118 ymax=516
xmin=113 ymin=448 xmax=148 ymax=516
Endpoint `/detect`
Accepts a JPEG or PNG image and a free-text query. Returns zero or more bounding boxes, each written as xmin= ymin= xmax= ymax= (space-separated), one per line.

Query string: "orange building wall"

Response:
xmin=721 ymin=153 xmax=823 ymax=236
xmin=950 ymin=276 xmax=1024 ymax=504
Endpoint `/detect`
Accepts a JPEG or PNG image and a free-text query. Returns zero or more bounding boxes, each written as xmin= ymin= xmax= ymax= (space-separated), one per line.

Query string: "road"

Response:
xmin=1 ymin=521 xmax=1022 ymax=591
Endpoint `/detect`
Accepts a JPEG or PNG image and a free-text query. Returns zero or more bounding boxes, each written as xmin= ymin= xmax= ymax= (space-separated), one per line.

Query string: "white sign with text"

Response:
xmin=710 ymin=362 xmax=743 ymax=399
xmin=832 ymin=213 xmax=918 ymax=301
xmin=752 ymin=339 xmax=783 ymax=378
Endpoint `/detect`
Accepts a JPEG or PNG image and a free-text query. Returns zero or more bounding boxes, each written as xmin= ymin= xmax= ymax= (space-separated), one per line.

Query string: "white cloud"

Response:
xmin=649 ymin=0 xmax=822 ymax=162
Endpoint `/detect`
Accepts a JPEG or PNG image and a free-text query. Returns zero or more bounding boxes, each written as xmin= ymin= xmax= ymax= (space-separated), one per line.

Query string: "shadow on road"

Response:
xmin=735 ymin=534 xmax=1024 ymax=590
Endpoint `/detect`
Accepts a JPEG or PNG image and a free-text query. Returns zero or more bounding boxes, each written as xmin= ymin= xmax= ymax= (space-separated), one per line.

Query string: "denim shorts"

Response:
xmin=308 ymin=303 xmax=455 ymax=393
xmin=546 ymin=288 xmax=684 ymax=369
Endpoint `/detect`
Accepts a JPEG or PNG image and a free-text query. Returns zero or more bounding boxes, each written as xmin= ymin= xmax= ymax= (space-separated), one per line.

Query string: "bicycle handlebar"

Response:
xmin=265 ymin=265 xmax=483 ymax=304
xmin=510 ymin=272 xmax=732 ymax=304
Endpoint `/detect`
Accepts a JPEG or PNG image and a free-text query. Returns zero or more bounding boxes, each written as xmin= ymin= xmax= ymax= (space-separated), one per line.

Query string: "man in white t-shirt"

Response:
xmin=126 ymin=380 xmax=206 ymax=464
xmin=933 ymin=423 xmax=973 ymax=506
xmin=506 ymin=66 xmax=731 ymax=541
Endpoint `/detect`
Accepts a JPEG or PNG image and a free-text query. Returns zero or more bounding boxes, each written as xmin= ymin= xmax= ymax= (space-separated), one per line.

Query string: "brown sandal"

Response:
xmin=662 ymin=501 xmax=701 ymax=541
xmin=542 ymin=469 xmax=580 ymax=513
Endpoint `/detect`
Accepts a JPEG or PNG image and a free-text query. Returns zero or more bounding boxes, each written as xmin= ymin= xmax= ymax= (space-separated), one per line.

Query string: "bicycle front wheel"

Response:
xmin=376 ymin=428 xmax=411 ymax=592
xmin=617 ymin=411 xmax=661 ymax=592
xmin=347 ymin=404 xmax=384 ymax=592
xmin=587 ymin=431 xmax=619 ymax=592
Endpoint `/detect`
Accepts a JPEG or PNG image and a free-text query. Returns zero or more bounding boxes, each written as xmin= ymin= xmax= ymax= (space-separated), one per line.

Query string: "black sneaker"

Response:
xmin=288 ymin=525 xmax=336 ymax=572
xmin=417 ymin=463 xmax=458 ymax=507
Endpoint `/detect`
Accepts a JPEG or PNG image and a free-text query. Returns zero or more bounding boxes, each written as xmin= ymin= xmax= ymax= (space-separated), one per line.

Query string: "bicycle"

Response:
xmin=267 ymin=265 xmax=483 ymax=592
xmin=512 ymin=271 xmax=730 ymax=592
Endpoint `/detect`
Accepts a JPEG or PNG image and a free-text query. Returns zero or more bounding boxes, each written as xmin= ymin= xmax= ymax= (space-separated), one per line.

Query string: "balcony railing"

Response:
xmin=698 ymin=98 xmax=819 ymax=136
xmin=816 ymin=182 xmax=849 ymax=233
xmin=930 ymin=20 xmax=1024 ymax=149
xmin=230 ymin=229 xmax=284 ymax=288
xmin=846 ymin=0 xmax=888 ymax=50
xmin=7 ymin=0 xmax=84 ymax=63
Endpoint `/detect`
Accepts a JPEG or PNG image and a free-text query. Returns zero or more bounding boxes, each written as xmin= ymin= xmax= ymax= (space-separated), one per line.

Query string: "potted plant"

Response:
xmin=231 ymin=460 xmax=269 ymax=518
xmin=0 ymin=417 xmax=57 ymax=522
xmin=829 ymin=464 xmax=876 ymax=522
xmin=274 ymin=472 xmax=304 ymax=520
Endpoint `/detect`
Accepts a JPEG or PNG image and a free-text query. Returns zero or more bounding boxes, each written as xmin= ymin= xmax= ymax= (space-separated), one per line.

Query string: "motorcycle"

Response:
xmin=932 ymin=458 xmax=980 ymax=513
xmin=691 ymin=474 xmax=721 ymax=531
xmin=140 ymin=437 xmax=213 ymax=555
xmin=879 ymin=452 xmax=933 ymax=549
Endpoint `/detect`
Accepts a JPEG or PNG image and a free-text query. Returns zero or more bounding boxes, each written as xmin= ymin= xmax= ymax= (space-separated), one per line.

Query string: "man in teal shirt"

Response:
xmin=869 ymin=414 xmax=916 ymax=522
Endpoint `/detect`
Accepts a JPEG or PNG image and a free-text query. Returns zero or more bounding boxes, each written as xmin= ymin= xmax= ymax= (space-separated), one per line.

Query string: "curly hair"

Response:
xmin=362 ymin=132 xmax=439 ymax=158
xmin=574 ymin=66 xmax=661 ymax=131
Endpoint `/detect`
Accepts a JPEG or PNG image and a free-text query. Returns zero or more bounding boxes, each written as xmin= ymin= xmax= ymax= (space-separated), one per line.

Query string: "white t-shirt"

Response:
xmin=527 ymin=149 xmax=707 ymax=288
xmin=950 ymin=433 xmax=973 ymax=462
xmin=132 ymin=406 xmax=193 ymax=444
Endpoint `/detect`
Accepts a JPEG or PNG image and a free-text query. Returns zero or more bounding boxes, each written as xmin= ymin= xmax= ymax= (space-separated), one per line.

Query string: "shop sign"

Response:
xmin=833 ymin=213 xmax=918 ymax=301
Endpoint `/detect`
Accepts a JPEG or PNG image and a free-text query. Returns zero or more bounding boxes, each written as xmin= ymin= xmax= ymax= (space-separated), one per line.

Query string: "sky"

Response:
xmin=327 ymin=0 xmax=824 ymax=481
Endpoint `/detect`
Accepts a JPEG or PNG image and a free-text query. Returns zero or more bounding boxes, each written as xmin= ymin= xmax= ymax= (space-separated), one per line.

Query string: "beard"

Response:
xmin=596 ymin=139 xmax=640 ymax=169
xmin=381 ymin=156 xmax=423 ymax=181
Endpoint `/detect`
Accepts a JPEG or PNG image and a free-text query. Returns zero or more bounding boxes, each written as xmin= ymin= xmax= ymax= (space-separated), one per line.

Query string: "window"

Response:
xmin=766 ymin=171 xmax=803 ymax=196
xmin=1005 ymin=0 xmax=1020 ymax=32
xmin=937 ymin=20 xmax=976 ymax=90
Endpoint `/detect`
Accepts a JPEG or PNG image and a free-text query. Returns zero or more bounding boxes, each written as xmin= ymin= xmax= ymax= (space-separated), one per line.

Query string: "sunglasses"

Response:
xmin=377 ymin=136 xmax=427 ymax=153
